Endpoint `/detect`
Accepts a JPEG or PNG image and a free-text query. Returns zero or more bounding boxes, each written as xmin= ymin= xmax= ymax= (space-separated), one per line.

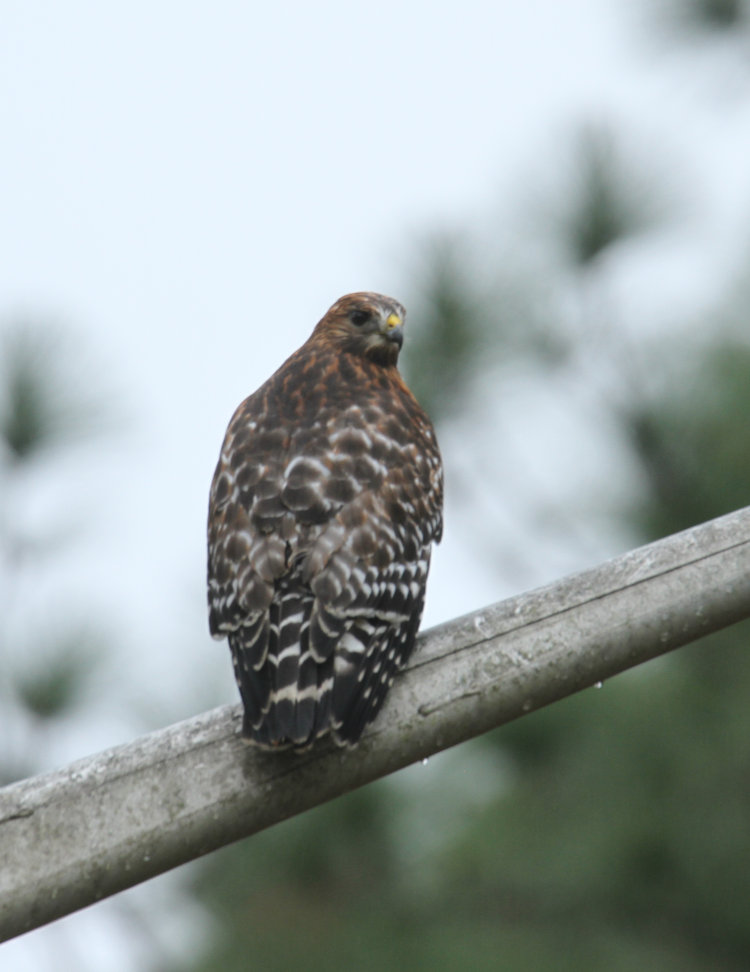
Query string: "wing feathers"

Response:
xmin=208 ymin=293 xmax=443 ymax=750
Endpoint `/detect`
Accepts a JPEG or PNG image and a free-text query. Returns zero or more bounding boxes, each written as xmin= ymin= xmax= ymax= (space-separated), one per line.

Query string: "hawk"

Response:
xmin=207 ymin=292 xmax=443 ymax=749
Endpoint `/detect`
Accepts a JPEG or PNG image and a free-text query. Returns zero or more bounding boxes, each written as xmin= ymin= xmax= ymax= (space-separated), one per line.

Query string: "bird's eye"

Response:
xmin=349 ymin=308 xmax=371 ymax=327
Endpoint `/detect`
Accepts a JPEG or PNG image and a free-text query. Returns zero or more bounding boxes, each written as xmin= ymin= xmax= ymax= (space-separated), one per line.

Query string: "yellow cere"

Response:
xmin=386 ymin=312 xmax=402 ymax=329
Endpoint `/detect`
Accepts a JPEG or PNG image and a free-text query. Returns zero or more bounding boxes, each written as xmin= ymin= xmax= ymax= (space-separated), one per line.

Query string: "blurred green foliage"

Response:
xmin=13 ymin=632 xmax=100 ymax=722
xmin=0 ymin=324 xmax=106 ymax=461
xmin=401 ymin=234 xmax=492 ymax=423
xmin=0 ymin=320 xmax=108 ymax=783
xmin=654 ymin=0 xmax=750 ymax=42
xmin=557 ymin=126 xmax=664 ymax=269
xmin=627 ymin=339 xmax=750 ymax=539
xmin=675 ymin=0 xmax=747 ymax=31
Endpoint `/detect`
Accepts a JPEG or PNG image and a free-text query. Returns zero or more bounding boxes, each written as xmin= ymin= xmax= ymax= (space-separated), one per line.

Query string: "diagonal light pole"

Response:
xmin=2 ymin=505 xmax=750 ymax=942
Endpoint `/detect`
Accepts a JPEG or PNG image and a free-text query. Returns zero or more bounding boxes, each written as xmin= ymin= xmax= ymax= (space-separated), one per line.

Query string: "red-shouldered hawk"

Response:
xmin=207 ymin=292 xmax=443 ymax=749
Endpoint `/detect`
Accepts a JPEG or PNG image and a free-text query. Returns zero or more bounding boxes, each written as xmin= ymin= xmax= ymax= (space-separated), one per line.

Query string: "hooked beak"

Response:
xmin=384 ymin=312 xmax=404 ymax=349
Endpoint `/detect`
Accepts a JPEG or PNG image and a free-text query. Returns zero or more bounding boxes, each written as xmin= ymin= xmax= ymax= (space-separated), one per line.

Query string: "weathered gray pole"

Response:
xmin=2 ymin=505 xmax=750 ymax=942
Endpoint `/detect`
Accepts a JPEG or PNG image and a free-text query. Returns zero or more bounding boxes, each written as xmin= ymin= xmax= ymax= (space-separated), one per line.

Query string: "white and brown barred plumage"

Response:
xmin=207 ymin=292 xmax=443 ymax=749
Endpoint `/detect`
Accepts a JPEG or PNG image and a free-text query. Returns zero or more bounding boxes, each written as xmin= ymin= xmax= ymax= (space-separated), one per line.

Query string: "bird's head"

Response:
xmin=314 ymin=292 xmax=406 ymax=366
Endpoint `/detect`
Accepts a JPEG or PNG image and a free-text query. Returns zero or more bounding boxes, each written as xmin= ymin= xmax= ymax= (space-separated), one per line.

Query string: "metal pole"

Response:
xmin=2 ymin=505 xmax=750 ymax=941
